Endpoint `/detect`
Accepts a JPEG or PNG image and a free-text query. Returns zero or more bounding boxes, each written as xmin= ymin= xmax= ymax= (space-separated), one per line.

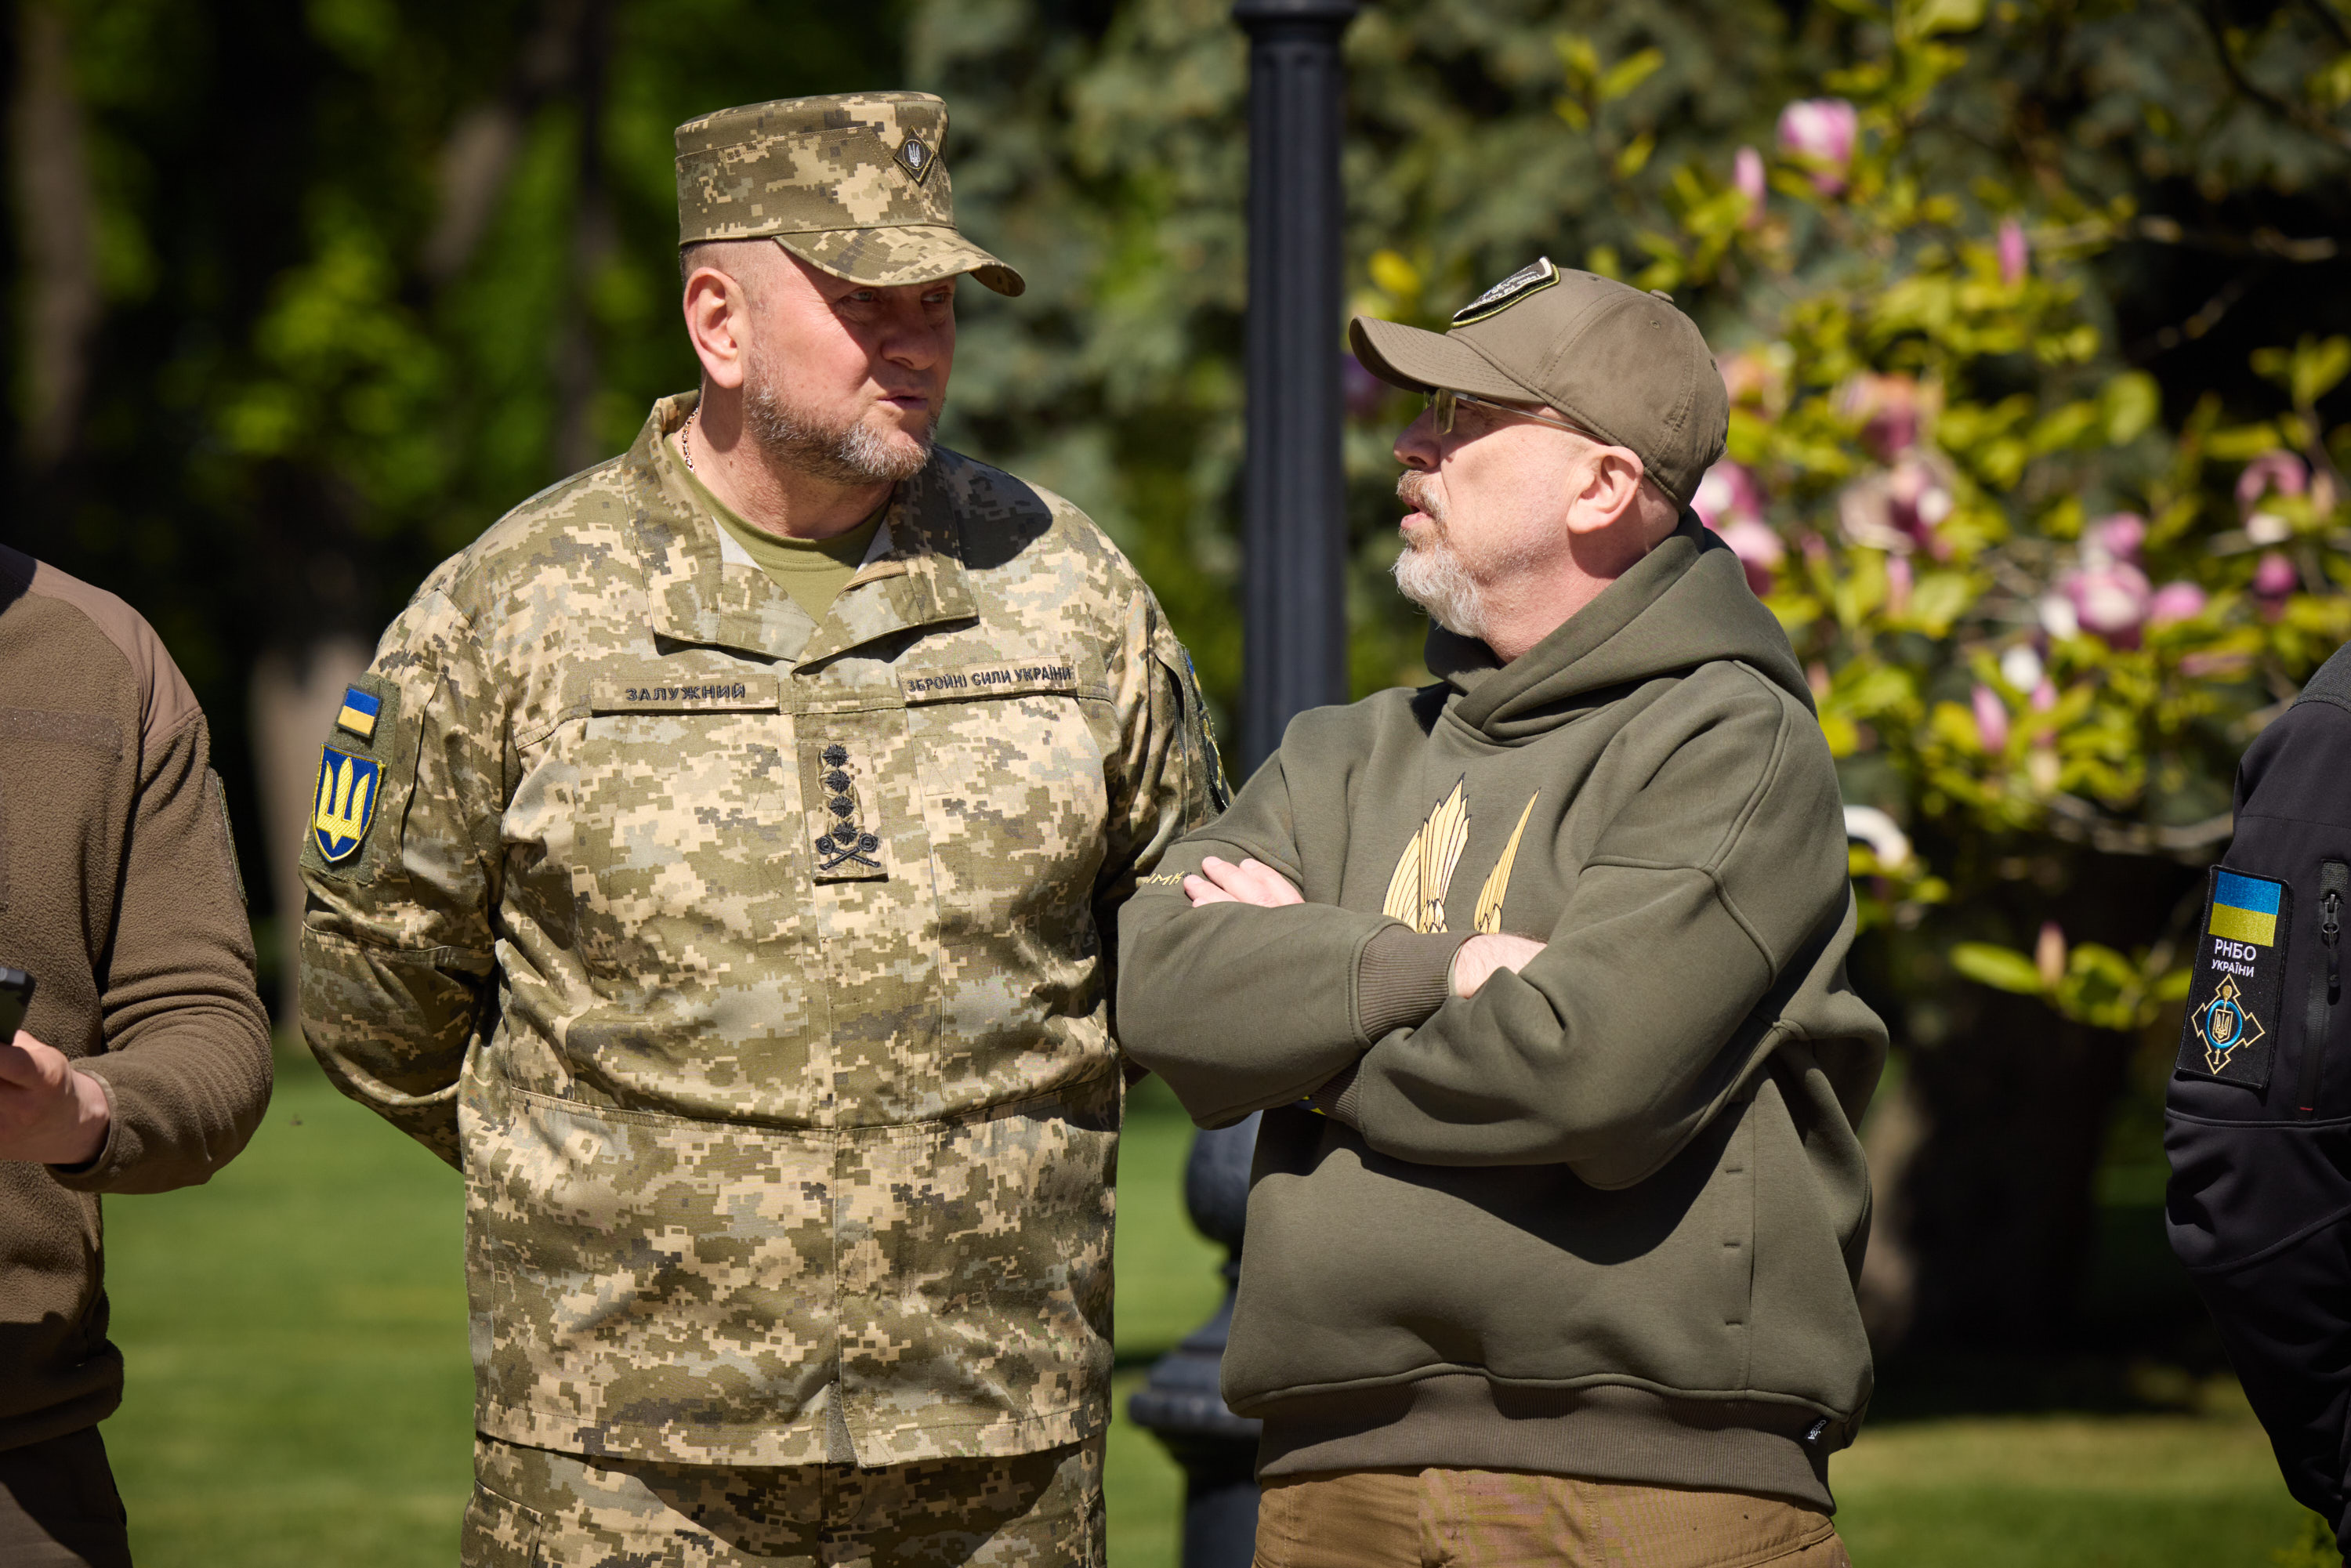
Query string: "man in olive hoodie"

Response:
xmin=1118 ymin=261 xmax=1886 ymax=1566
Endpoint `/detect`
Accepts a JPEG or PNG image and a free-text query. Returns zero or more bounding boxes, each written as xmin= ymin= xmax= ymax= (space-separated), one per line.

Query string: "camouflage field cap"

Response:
xmin=675 ymin=92 xmax=1024 ymax=297
xmin=1350 ymin=258 xmax=1727 ymax=506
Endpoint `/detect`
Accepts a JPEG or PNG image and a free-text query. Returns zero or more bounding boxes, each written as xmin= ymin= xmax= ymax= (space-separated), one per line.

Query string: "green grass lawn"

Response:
xmin=100 ymin=1056 xmax=2318 ymax=1566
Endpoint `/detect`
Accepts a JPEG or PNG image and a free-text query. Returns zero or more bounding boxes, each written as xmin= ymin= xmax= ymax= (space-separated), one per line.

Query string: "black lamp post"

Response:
xmin=1126 ymin=4 xmax=1360 ymax=1566
xmin=1236 ymin=0 xmax=1359 ymax=771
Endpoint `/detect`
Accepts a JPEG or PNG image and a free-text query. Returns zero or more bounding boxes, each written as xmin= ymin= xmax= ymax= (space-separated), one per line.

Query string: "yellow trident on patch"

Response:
xmin=312 ymin=747 xmax=380 ymax=864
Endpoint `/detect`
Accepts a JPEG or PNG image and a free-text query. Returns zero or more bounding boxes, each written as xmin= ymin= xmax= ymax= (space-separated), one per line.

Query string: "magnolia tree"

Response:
xmin=1354 ymin=1 xmax=2351 ymax=1345
xmin=1686 ymin=90 xmax=2349 ymax=1032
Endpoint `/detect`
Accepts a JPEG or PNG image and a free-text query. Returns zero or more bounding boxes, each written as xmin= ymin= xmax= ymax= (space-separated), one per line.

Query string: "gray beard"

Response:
xmin=743 ymin=365 xmax=934 ymax=487
xmin=1391 ymin=473 xmax=1491 ymax=640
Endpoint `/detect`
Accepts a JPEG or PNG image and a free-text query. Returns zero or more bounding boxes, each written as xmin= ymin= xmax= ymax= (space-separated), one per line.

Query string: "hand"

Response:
xmin=0 ymin=1031 xmax=110 ymax=1167
xmin=1183 ymin=856 xmax=1304 ymax=909
xmin=1451 ymin=933 xmax=1546 ymax=998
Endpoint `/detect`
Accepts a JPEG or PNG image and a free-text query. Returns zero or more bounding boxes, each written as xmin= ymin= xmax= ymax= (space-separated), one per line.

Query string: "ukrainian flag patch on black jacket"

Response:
xmin=2177 ymin=867 xmax=2291 ymax=1089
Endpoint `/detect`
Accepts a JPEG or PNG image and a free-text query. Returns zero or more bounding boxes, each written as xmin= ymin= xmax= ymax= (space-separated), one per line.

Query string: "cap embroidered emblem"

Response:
xmin=1451 ymin=256 xmax=1559 ymax=326
xmin=897 ymin=136 xmax=934 ymax=181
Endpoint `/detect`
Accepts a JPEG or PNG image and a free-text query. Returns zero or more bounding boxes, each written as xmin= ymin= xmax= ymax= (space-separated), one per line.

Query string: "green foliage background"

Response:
xmin=8 ymin=0 xmax=2351 ymax=1358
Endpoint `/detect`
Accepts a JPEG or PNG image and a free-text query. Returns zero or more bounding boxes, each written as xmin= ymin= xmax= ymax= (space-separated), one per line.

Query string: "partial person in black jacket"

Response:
xmin=2167 ymin=637 xmax=2351 ymax=1556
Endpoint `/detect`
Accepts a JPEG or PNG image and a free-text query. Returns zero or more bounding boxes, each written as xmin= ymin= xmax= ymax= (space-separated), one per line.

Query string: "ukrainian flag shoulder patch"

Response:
xmin=2177 ymin=865 xmax=2291 ymax=1090
xmin=335 ymin=685 xmax=382 ymax=744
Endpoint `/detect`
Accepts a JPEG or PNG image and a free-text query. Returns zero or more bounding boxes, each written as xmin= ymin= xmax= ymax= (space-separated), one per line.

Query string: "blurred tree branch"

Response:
xmin=10 ymin=0 xmax=97 ymax=470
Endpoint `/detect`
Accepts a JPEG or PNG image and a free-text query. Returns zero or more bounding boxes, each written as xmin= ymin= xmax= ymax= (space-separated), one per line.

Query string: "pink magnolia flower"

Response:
xmin=2146 ymin=581 xmax=2207 ymax=625
xmin=2057 ymin=559 xmax=2154 ymax=646
xmin=1888 ymin=454 xmax=1954 ymax=552
xmin=1694 ymin=462 xmax=1780 ymax=594
xmin=1838 ymin=372 xmax=1934 ymax=458
xmin=2085 ymin=512 xmax=2145 ymax=562
xmin=1837 ymin=452 xmax=1957 ymax=559
xmin=1972 ymin=684 xmax=2010 ymax=753
xmin=2237 ymin=450 xmax=2308 ymax=516
xmin=1997 ymin=218 xmax=2029 ymax=287
xmin=1692 ymin=460 xmax=1763 ymax=528
xmin=2254 ymin=551 xmax=2299 ymax=603
xmin=1733 ymin=146 xmax=1766 ymax=226
xmin=1777 ymin=99 xmax=1858 ymax=193
xmin=1886 ymin=552 xmax=1913 ymax=616
xmin=2030 ymin=679 xmax=2058 ymax=713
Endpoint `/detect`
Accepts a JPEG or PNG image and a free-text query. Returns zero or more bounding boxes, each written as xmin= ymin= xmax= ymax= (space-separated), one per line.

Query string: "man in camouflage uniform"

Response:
xmin=297 ymin=92 xmax=1224 ymax=1567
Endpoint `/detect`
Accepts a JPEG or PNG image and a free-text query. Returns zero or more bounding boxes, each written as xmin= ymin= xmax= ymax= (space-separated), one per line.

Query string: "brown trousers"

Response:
xmin=0 ymin=1426 xmax=132 ymax=1568
xmin=1254 ymin=1468 xmax=1850 ymax=1568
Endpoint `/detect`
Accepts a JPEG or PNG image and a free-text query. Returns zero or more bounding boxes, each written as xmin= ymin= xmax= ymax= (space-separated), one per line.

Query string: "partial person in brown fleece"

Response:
xmin=0 ymin=546 xmax=273 ymax=1568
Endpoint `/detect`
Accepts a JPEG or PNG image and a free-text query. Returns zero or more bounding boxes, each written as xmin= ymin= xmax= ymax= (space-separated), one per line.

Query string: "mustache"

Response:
xmin=1396 ymin=471 xmax=1446 ymax=530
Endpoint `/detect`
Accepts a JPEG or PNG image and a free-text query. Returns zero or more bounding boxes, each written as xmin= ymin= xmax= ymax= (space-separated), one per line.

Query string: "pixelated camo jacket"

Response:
xmin=297 ymin=394 xmax=1226 ymax=1468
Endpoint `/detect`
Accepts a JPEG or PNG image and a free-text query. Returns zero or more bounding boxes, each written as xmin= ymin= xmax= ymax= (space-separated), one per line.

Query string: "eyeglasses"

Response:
xmin=1425 ymin=387 xmax=1597 ymax=441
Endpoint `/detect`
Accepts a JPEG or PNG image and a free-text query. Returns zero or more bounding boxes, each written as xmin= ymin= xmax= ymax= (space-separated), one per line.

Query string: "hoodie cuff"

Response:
xmin=1356 ymin=926 xmax=1473 ymax=1043
xmin=1303 ymin=1063 xmax=1364 ymax=1128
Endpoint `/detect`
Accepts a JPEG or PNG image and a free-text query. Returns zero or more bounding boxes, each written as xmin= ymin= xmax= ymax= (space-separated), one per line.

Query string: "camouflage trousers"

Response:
xmin=462 ymin=1432 xmax=1103 ymax=1568
xmin=1253 ymin=1468 xmax=1850 ymax=1568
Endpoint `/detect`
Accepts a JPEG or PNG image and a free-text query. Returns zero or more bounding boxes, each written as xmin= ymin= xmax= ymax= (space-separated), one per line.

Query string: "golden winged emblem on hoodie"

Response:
xmin=1383 ymin=781 xmax=1541 ymax=935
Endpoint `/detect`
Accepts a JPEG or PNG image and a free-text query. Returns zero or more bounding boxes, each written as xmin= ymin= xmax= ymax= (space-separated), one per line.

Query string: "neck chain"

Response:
xmin=681 ymin=410 xmax=697 ymax=472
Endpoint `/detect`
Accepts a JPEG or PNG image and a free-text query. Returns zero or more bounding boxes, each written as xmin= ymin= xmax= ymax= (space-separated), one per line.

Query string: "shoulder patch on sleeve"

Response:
xmin=1167 ymin=644 xmax=1230 ymax=814
xmin=300 ymin=672 xmax=405 ymax=882
xmin=335 ymin=683 xmax=384 ymax=743
xmin=2177 ymin=866 xmax=2290 ymax=1090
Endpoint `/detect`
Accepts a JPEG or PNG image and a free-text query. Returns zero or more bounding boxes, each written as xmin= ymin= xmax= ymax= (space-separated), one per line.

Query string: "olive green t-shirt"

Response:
xmin=673 ymin=438 xmax=886 ymax=624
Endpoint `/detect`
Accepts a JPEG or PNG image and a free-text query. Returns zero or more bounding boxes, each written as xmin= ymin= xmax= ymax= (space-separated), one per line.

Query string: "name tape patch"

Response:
xmin=2177 ymin=866 xmax=2290 ymax=1090
xmin=899 ymin=660 xmax=1089 ymax=704
xmin=590 ymin=675 xmax=781 ymax=713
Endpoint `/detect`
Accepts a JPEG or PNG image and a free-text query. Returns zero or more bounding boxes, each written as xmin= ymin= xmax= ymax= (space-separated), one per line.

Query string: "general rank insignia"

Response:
xmin=335 ymin=684 xmax=382 ymax=743
xmin=312 ymin=747 xmax=379 ymax=864
xmin=1451 ymin=257 xmax=1559 ymax=326
xmin=2177 ymin=867 xmax=2291 ymax=1089
xmin=810 ymin=741 xmax=884 ymax=881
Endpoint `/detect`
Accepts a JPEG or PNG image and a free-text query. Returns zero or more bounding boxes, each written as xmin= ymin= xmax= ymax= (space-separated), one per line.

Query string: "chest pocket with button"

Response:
xmin=901 ymin=657 xmax=1114 ymax=1092
xmin=561 ymin=673 xmax=794 ymax=978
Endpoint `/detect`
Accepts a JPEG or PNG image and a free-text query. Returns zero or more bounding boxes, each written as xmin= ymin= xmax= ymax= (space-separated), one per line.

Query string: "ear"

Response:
xmin=1562 ymin=445 xmax=1648 ymax=538
xmin=683 ymin=265 xmax=752 ymax=392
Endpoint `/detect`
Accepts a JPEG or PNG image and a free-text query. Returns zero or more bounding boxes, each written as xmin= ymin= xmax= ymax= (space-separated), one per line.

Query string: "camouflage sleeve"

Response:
xmin=1092 ymin=588 xmax=1230 ymax=988
xmin=295 ymin=584 xmax=502 ymax=1168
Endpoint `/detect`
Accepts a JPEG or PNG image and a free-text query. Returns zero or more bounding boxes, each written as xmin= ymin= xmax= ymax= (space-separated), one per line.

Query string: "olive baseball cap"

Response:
xmin=675 ymin=92 xmax=1023 ymax=297
xmin=1349 ymin=258 xmax=1726 ymax=506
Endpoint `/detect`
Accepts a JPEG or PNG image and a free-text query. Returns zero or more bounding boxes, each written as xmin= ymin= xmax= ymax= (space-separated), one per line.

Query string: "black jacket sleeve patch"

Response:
xmin=2177 ymin=866 xmax=2291 ymax=1091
